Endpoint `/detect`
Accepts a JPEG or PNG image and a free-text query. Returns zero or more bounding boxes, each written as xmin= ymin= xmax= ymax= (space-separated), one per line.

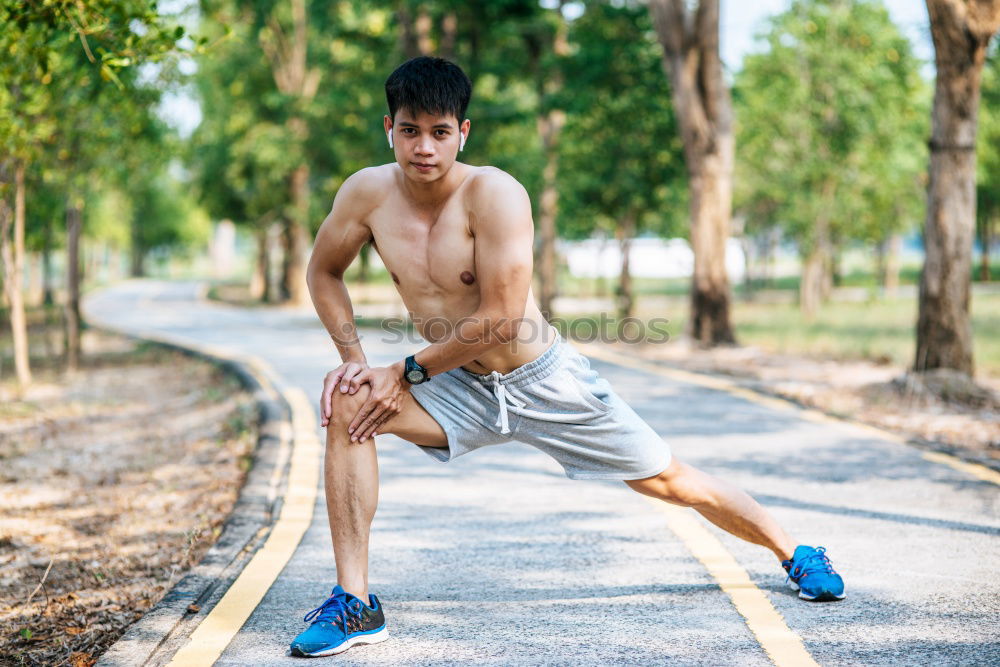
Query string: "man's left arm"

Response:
xmin=346 ymin=173 xmax=534 ymax=442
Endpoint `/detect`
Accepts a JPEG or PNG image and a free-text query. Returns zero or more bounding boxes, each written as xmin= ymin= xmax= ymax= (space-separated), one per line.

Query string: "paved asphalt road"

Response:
xmin=86 ymin=281 xmax=999 ymax=666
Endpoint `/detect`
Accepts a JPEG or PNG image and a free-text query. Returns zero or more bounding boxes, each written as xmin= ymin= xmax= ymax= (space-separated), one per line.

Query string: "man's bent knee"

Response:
xmin=328 ymin=384 xmax=374 ymax=441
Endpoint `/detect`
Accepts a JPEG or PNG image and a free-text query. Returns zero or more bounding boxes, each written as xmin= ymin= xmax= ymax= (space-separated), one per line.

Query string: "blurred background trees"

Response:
xmin=1 ymin=0 xmax=189 ymax=387
xmin=3 ymin=0 xmax=1000 ymax=389
xmin=734 ymin=0 xmax=928 ymax=320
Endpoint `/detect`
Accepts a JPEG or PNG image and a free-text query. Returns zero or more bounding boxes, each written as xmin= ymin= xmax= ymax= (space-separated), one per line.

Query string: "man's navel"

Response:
xmin=460 ymin=270 xmax=476 ymax=285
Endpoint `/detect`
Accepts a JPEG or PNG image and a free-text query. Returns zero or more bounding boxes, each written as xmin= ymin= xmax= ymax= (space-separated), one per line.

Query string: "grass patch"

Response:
xmin=729 ymin=293 xmax=1000 ymax=376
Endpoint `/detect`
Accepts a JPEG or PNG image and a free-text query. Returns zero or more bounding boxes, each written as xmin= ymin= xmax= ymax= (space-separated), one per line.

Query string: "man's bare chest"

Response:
xmin=367 ymin=206 xmax=478 ymax=296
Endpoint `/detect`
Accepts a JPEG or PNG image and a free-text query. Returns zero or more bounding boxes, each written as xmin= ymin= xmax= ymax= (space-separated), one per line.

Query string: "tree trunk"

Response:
xmin=250 ymin=225 xmax=270 ymax=302
xmin=259 ymin=0 xmax=318 ymax=305
xmin=826 ymin=247 xmax=839 ymax=292
xmin=615 ymin=213 xmax=636 ymax=320
xmin=531 ymin=6 xmax=569 ymax=321
xmin=42 ymin=218 xmax=54 ymax=306
xmin=885 ymin=233 xmax=901 ymax=296
xmin=415 ymin=7 xmax=433 ymax=56
xmin=281 ymin=162 xmax=310 ymax=305
xmin=915 ymin=0 xmax=1000 ymax=375
xmin=440 ymin=12 xmax=457 ymax=60
xmin=535 ymin=110 xmax=564 ymax=320
xmin=980 ymin=214 xmax=993 ymax=281
xmin=650 ymin=0 xmax=735 ymax=346
xmin=687 ymin=151 xmax=736 ymax=345
xmin=799 ymin=247 xmax=824 ymax=321
xmin=396 ymin=3 xmax=435 ymax=58
xmin=130 ymin=226 xmax=145 ymax=277
xmin=1 ymin=163 xmax=32 ymax=389
xmin=65 ymin=199 xmax=83 ymax=371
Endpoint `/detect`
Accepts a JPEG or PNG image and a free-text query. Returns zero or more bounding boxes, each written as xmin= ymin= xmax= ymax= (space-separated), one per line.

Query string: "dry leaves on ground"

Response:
xmin=0 ymin=330 xmax=257 ymax=667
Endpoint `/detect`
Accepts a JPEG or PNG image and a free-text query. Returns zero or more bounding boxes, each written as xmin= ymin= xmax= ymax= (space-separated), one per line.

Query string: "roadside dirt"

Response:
xmin=614 ymin=336 xmax=1000 ymax=462
xmin=0 ymin=329 xmax=257 ymax=667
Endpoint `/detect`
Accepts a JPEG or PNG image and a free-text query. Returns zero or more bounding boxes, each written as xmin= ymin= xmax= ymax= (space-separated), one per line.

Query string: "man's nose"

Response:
xmin=415 ymin=136 xmax=434 ymax=155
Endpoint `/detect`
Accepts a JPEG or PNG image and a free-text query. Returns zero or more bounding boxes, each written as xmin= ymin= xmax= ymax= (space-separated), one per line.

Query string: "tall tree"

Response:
xmin=1 ymin=0 xmax=183 ymax=374
xmin=0 ymin=162 xmax=30 ymax=388
xmin=916 ymin=0 xmax=1000 ymax=375
xmin=648 ymin=0 xmax=735 ymax=346
xmin=258 ymin=0 xmax=321 ymax=305
xmin=557 ymin=1 xmax=686 ymax=320
xmin=734 ymin=0 xmax=927 ymax=316
xmin=523 ymin=3 xmax=569 ymax=320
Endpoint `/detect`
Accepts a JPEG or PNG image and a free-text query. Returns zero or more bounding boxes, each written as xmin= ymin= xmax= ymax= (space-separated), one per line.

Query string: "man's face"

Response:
xmin=384 ymin=109 xmax=471 ymax=181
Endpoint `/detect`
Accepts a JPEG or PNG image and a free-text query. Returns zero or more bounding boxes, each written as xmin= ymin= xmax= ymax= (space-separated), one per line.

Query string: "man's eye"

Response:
xmin=436 ymin=130 xmax=447 ymax=136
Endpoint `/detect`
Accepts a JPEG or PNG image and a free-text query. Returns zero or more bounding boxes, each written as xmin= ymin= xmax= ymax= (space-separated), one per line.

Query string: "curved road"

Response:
xmin=86 ymin=281 xmax=999 ymax=666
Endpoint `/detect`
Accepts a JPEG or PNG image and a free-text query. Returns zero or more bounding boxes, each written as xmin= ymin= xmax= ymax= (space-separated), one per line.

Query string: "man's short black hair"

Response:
xmin=385 ymin=57 xmax=472 ymax=124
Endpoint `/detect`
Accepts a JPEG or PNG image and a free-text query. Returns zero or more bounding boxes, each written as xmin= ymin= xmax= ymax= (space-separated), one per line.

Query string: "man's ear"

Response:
xmin=460 ymin=118 xmax=471 ymax=151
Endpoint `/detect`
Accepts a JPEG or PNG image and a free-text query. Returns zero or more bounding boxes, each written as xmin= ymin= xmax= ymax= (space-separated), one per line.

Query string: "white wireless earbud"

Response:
xmin=387 ymin=131 xmax=394 ymax=149
xmin=459 ymin=133 xmax=466 ymax=152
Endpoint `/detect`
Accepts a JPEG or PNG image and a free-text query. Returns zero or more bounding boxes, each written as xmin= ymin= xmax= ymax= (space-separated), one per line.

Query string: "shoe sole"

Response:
xmin=292 ymin=627 xmax=389 ymax=657
xmin=789 ymin=580 xmax=846 ymax=601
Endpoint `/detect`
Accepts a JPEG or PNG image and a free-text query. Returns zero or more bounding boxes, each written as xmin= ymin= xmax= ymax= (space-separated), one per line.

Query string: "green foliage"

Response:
xmin=978 ymin=44 xmax=1000 ymax=236
xmin=733 ymin=0 xmax=929 ymax=253
xmin=189 ymin=0 xmax=398 ymax=233
xmin=132 ymin=174 xmax=212 ymax=262
xmin=0 ymin=0 xmax=185 ymax=161
xmin=556 ymin=2 xmax=687 ymax=241
xmin=1 ymin=0 xmax=191 ymax=281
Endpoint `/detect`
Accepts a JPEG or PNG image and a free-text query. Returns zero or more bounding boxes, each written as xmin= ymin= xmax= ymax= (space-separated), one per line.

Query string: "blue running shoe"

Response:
xmin=289 ymin=585 xmax=388 ymax=657
xmin=782 ymin=545 xmax=846 ymax=601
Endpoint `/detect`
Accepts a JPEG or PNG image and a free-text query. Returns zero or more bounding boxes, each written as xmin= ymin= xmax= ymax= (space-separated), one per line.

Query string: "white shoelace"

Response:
xmin=489 ymin=371 xmax=525 ymax=434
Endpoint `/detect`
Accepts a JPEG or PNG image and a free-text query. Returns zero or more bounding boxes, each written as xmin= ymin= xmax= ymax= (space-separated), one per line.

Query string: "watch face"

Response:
xmin=406 ymin=369 xmax=424 ymax=383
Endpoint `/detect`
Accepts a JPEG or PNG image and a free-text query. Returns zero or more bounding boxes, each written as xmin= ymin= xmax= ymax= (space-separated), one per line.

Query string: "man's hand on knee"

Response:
xmin=320 ymin=361 xmax=369 ymax=428
xmin=347 ymin=365 xmax=408 ymax=443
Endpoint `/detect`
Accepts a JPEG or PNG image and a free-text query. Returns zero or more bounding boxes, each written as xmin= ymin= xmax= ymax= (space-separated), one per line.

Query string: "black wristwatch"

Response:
xmin=403 ymin=354 xmax=430 ymax=384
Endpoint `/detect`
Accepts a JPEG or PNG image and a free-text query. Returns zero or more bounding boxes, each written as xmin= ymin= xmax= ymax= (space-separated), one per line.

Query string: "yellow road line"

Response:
xmin=647 ymin=500 xmax=819 ymax=667
xmin=166 ymin=388 xmax=322 ymax=666
xmin=578 ymin=342 xmax=1000 ymax=487
xmin=921 ymin=451 xmax=1000 ymax=485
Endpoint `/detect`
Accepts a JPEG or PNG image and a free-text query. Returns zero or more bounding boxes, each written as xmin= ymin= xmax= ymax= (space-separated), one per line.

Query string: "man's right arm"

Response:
xmin=306 ymin=169 xmax=377 ymax=367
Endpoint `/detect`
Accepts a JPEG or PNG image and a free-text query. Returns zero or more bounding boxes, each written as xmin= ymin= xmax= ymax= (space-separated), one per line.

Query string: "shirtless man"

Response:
xmin=290 ymin=57 xmax=845 ymax=658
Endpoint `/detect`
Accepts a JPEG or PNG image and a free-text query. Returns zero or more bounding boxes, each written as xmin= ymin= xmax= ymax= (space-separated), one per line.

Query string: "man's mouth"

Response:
xmin=412 ymin=162 xmax=435 ymax=170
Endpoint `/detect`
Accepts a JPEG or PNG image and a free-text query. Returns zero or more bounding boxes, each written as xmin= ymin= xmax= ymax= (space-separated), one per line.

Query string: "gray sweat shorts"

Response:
xmin=408 ymin=329 xmax=672 ymax=480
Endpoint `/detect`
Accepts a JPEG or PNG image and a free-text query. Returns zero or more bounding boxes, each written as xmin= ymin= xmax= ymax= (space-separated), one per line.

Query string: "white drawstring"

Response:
xmin=490 ymin=371 xmax=525 ymax=434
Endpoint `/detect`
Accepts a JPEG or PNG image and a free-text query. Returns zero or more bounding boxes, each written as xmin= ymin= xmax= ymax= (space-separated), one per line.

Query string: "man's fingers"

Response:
xmin=356 ymin=406 xmax=389 ymax=442
xmin=321 ymin=375 xmax=339 ymax=421
xmin=348 ymin=371 xmax=368 ymax=395
xmin=359 ymin=398 xmax=400 ymax=441
xmin=344 ymin=369 xmax=369 ymax=394
xmin=349 ymin=400 xmax=377 ymax=439
xmin=322 ymin=370 xmax=346 ymax=422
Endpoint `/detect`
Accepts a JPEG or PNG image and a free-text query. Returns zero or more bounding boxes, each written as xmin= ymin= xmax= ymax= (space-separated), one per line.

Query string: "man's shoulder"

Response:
xmin=339 ymin=164 xmax=396 ymax=201
xmin=466 ymin=166 xmax=529 ymax=205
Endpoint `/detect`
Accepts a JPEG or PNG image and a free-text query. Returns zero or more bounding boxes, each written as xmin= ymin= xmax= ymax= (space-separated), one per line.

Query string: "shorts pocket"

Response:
xmin=570 ymin=370 xmax=614 ymax=415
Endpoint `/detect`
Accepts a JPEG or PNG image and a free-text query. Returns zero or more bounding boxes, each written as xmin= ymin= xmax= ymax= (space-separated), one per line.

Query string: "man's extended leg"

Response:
xmin=625 ymin=457 xmax=845 ymax=600
xmin=625 ymin=458 xmax=795 ymax=561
